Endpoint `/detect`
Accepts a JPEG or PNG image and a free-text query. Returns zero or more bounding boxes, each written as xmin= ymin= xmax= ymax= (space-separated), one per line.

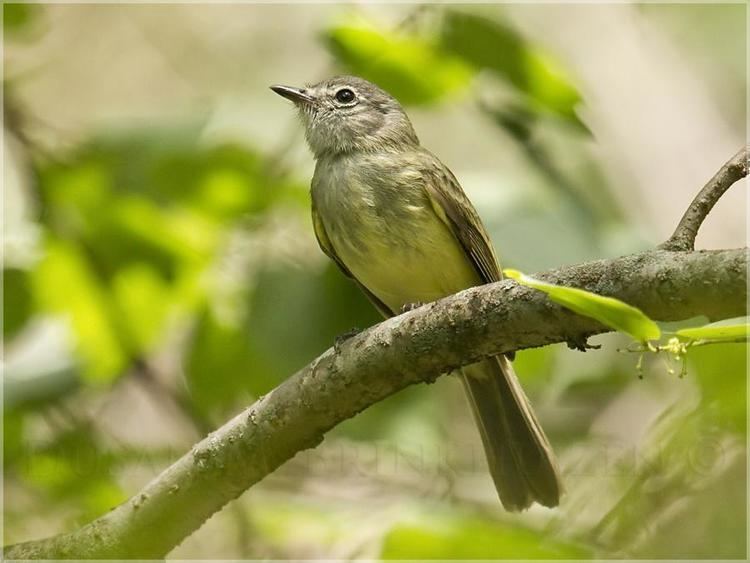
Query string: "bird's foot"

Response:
xmin=334 ymin=327 xmax=361 ymax=354
xmin=399 ymin=301 xmax=424 ymax=314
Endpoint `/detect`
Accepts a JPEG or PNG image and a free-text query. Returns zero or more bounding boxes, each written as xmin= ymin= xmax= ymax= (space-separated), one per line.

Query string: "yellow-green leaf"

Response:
xmin=677 ymin=323 xmax=750 ymax=343
xmin=504 ymin=268 xmax=661 ymax=342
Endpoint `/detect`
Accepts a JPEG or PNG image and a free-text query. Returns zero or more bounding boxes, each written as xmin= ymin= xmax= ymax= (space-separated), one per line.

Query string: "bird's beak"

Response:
xmin=270 ymin=84 xmax=314 ymax=105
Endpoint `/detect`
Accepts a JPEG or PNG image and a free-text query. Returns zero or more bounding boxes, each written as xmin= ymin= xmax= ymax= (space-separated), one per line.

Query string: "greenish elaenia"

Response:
xmin=272 ymin=75 xmax=562 ymax=511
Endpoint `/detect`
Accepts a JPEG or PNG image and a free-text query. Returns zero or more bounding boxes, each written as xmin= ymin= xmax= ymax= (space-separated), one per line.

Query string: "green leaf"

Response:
xmin=31 ymin=238 xmax=128 ymax=383
xmin=196 ymin=167 xmax=255 ymax=218
xmin=504 ymin=268 xmax=661 ymax=342
xmin=246 ymin=262 xmax=381 ymax=378
xmin=689 ymin=342 xmax=747 ymax=435
xmin=323 ymin=16 xmax=473 ymax=105
xmin=19 ymin=424 xmax=127 ymax=522
xmin=184 ymin=306 xmax=263 ymax=412
xmin=111 ymin=263 xmax=172 ymax=353
xmin=676 ymin=323 xmax=750 ymax=343
xmin=440 ymin=10 xmax=582 ymax=122
xmin=23 ymin=453 xmax=77 ymax=491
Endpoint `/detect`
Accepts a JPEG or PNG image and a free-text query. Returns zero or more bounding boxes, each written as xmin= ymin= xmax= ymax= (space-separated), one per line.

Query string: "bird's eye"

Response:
xmin=334 ymin=88 xmax=356 ymax=104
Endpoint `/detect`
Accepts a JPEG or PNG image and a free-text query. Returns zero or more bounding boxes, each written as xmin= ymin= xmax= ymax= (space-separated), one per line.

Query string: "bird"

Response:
xmin=271 ymin=75 xmax=562 ymax=510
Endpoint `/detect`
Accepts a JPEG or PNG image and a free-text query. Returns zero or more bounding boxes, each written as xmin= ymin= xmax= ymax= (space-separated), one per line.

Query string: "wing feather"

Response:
xmin=420 ymin=156 xmax=502 ymax=284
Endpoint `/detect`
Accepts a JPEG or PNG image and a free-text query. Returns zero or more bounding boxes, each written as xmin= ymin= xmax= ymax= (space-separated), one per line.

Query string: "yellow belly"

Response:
xmin=329 ymin=207 xmax=481 ymax=313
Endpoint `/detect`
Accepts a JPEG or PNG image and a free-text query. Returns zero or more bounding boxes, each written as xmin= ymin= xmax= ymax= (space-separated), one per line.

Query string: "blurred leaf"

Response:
xmin=38 ymin=131 xmax=287 ymax=285
xmin=333 ymin=382 xmax=440 ymax=443
xmin=110 ymin=196 xmax=220 ymax=269
xmin=3 ymin=3 xmax=40 ymax=35
xmin=23 ymin=453 xmax=77 ymax=490
xmin=323 ymin=16 xmax=473 ymax=105
xmin=440 ymin=12 xmax=527 ymax=87
xmin=40 ymin=129 xmax=275 ymax=214
xmin=3 ymin=267 xmax=33 ymax=338
xmin=184 ymin=305 xmax=265 ymax=411
xmin=245 ymin=263 xmax=380 ymax=384
xmin=3 ymin=410 xmax=25 ymax=465
xmin=81 ymin=480 xmax=127 ymax=523
xmin=677 ymin=323 xmax=749 ymax=343
xmin=28 ymin=126 xmax=308 ymax=396
xmin=631 ymin=448 xmax=746 ymax=558
xmin=504 ymin=269 xmax=661 ymax=342
xmin=138 ymin=140 xmax=278 ymax=217
xmin=249 ymin=496 xmax=362 ymax=552
xmin=197 ymin=167 xmax=256 ymax=218
xmin=31 ymin=238 xmax=128 ymax=383
xmin=19 ymin=424 xmax=126 ymax=524
xmin=185 ymin=259 xmax=383 ymax=413
xmin=440 ymin=10 xmax=582 ymax=123
xmin=487 ymin=103 xmax=536 ymax=143
xmin=511 ymin=346 xmax=556 ymax=389
xmin=381 ymin=514 xmax=591 ymax=558
xmin=111 ymin=263 xmax=172 ymax=353
xmin=524 ymin=49 xmax=584 ymax=123
xmin=689 ymin=342 xmax=746 ymax=435
xmin=592 ymin=399 xmax=734 ymax=556
xmin=42 ymin=158 xmax=112 ymax=239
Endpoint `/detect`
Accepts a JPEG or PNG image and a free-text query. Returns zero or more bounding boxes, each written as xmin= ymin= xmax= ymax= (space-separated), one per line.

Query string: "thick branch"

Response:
xmin=659 ymin=146 xmax=749 ymax=251
xmin=5 ymin=247 xmax=746 ymax=560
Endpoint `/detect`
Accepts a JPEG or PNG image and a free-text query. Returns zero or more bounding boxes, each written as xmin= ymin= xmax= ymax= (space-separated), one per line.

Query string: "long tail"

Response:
xmin=461 ymin=355 xmax=562 ymax=511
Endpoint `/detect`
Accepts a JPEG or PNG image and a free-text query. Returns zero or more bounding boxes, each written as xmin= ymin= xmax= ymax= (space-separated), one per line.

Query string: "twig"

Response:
xmin=659 ymin=146 xmax=749 ymax=251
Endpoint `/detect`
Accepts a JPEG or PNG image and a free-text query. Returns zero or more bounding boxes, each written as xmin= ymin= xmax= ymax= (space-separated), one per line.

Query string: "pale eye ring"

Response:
xmin=334 ymin=88 xmax=356 ymax=104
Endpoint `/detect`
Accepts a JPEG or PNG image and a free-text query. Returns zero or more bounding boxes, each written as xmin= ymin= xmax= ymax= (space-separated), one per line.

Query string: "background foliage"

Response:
xmin=3 ymin=3 xmax=747 ymax=558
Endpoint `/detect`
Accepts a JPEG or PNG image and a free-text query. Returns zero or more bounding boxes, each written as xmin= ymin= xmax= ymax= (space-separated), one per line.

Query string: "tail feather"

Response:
xmin=461 ymin=356 xmax=562 ymax=511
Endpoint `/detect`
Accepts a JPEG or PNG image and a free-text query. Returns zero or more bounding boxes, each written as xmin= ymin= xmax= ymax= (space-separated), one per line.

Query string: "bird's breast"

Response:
xmin=312 ymin=155 xmax=480 ymax=312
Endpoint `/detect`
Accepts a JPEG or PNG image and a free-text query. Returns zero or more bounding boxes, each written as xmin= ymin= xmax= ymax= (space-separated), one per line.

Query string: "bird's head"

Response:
xmin=271 ymin=75 xmax=419 ymax=158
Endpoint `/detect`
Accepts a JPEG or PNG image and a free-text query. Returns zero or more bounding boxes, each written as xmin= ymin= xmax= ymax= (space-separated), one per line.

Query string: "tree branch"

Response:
xmin=659 ymin=146 xmax=748 ymax=251
xmin=5 ymin=247 xmax=746 ymax=559
xmin=6 ymin=147 xmax=749 ymax=559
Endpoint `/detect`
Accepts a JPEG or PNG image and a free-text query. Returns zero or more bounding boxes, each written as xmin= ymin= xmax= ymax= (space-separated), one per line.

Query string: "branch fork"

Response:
xmin=660 ymin=146 xmax=748 ymax=252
